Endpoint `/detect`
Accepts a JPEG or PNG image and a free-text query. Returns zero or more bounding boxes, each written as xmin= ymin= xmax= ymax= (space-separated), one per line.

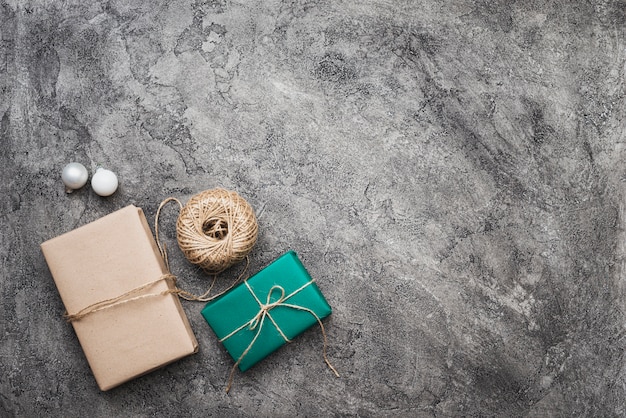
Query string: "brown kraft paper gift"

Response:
xmin=41 ymin=205 xmax=198 ymax=391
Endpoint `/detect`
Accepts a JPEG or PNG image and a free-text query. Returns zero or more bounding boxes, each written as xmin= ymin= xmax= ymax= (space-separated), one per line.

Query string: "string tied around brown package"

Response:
xmin=219 ymin=280 xmax=340 ymax=393
xmin=64 ymin=274 xmax=178 ymax=322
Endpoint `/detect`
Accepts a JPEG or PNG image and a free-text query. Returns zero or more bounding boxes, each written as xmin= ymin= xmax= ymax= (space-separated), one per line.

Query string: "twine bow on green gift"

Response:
xmin=219 ymin=280 xmax=340 ymax=393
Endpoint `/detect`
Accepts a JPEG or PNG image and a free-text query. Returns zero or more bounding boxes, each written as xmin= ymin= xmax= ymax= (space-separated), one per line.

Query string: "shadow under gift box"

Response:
xmin=201 ymin=251 xmax=332 ymax=372
xmin=40 ymin=205 xmax=198 ymax=391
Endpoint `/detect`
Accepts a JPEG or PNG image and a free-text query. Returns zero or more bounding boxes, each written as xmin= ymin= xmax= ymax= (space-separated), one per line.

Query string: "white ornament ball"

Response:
xmin=61 ymin=162 xmax=89 ymax=193
xmin=91 ymin=168 xmax=118 ymax=197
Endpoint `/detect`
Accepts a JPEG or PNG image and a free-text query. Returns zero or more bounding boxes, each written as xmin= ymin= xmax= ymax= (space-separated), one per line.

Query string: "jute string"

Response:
xmin=64 ymin=274 xmax=177 ymax=321
xmin=173 ymin=188 xmax=258 ymax=274
xmin=220 ymin=280 xmax=339 ymax=393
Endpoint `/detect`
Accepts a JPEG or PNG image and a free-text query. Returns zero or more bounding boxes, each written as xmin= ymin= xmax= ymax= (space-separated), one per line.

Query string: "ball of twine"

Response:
xmin=176 ymin=188 xmax=258 ymax=274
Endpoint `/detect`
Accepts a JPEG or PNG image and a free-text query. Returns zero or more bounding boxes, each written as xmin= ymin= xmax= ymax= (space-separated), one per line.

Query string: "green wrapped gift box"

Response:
xmin=201 ymin=251 xmax=332 ymax=372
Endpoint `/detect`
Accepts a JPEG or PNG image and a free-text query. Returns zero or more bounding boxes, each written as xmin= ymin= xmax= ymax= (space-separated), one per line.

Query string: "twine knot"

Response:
xmin=247 ymin=286 xmax=290 ymax=342
xmin=221 ymin=280 xmax=339 ymax=393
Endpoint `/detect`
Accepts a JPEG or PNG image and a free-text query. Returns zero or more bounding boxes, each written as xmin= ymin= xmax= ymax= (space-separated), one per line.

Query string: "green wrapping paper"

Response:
xmin=201 ymin=251 xmax=332 ymax=372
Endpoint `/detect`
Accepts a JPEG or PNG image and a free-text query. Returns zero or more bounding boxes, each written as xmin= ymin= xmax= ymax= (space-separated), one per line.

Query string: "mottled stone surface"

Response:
xmin=1 ymin=0 xmax=625 ymax=416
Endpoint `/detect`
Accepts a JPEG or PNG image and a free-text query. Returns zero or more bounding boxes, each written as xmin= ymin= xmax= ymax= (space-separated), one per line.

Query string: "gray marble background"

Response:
xmin=1 ymin=0 xmax=625 ymax=416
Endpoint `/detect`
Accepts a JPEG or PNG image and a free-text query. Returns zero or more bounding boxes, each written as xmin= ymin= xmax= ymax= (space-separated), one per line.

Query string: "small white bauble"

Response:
xmin=91 ymin=168 xmax=119 ymax=197
xmin=61 ymin=162 xmax=89 ymax=193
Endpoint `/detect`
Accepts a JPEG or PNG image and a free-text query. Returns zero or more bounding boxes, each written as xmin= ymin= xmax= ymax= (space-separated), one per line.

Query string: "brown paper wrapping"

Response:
xmin=41 ymin=205 xmax=198 ymax=391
